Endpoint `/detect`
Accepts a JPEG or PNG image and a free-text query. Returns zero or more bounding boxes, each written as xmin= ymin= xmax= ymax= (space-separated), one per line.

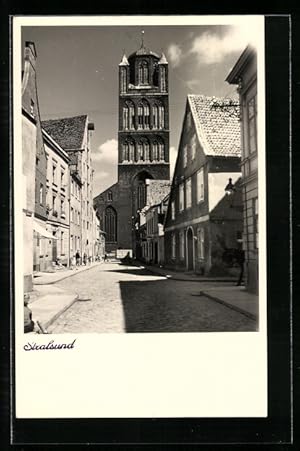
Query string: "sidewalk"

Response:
xmin=27 ymin=262 xmax=103 ymax=332
xmin=139 ymin=262 xmax=237 ymax=283
xmin=33 ymin=261 xmax=103 ymax=285
xmin=199 ymin=285 xmax=259 ymax=321
xmin=140 ymin=262 xmax=258 ymax=321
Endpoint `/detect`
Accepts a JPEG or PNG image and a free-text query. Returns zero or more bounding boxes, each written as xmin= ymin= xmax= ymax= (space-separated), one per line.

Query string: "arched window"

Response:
xmin=158 ymin=140 xmax=165 ymax=161
xmin=123 ymin=105 xmax=129 ymax=129
xmin=129 ymin=101 xmax=135 ymax=129
xmin=144 ymin=103 xmax=150 ymax=129
xmin=104 ymin=207 xmax=117 ymax=242
xmin=122 ymin=141 xmax=129 ymax=161
xmin=138 ymin=103 xmax=143 ymax=129
xmin=137 ymin=183 xmax=146 ymax=210
xmin=152 ymin=141 xmax=158 ymax=161
xmin=137 ymin=141 xmax=144 ymax=161
xmin=129 ymin=140 xmax=135 ymax=162
xmin=138 ymin=60 xmax=149 ymax=85
xmin=159 ymin=104 xmax=165 ymax=129
xmin=144 ymin=140 xmax=150 ymax=161
xmin=152 ymin=104 xmax=158 ymax=129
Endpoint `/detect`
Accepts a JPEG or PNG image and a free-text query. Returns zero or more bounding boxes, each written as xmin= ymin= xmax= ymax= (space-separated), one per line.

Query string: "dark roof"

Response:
xmin=42 ymin=115 xmax=87 ymax=150
xmin=188 ymin=95 xmax=241 ymax=157
xmin=129 ymin=44 xmax=160 ymax=60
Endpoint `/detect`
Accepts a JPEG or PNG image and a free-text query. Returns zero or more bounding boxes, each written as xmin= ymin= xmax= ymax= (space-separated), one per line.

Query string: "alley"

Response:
xmin=47 ymin=263 xmax=256 ymax=333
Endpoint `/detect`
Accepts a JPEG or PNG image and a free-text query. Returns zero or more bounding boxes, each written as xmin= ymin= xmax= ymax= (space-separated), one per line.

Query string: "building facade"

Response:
xmin=94 ymin=40 xmax=170 ymax=257
xmin=164 ymin=95 xmax=243 ymax=275
xmin=43 ymin=129 xmax=70 ymax=267
xmin=226 ymin=46 xmax=258 ymax=293
xmin=42 ymin=115 xmax=97 ymax=263
xmin=22 ymin=41 xmax=53 ymax=288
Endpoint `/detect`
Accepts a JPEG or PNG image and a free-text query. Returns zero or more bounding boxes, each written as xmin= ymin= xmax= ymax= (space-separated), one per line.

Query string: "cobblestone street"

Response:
xmin=48 ymin=263 xmax=256 ymax=333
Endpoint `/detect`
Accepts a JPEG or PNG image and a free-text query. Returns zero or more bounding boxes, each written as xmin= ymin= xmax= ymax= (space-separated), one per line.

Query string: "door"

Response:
xmin=52 ymin=232 xmax=57 ymax=261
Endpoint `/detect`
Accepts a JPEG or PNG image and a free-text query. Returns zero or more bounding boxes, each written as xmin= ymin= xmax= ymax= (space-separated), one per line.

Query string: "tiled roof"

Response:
xmin=129 ymin=45 xmax=160 ymax=59
xmin=146 ymin=180 xmax=171 ymax=207
xmin=188 ymin=95 xmax=241 ymax=157
xmin=42 ymin=115 xmax=87 ymax=150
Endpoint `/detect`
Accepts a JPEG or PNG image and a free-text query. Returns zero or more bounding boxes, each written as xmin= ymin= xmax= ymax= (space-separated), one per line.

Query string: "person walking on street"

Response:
xmin=83 ymin=252 xmax=87 ymax=266
xmin=76 ymin=250 xmax=81 ymax=266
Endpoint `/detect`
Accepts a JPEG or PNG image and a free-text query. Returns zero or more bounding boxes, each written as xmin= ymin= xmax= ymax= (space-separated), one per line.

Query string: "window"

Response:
xmin=123 ymin=105 xmax=129 ymax=129
xmin=186 ymin=178 xmax=192 ymax=208
xmin=144 ymin=140 xmax=150 ymax=161
xmin=70 ymin=234 xmax=73 ymax=252
xmin=171 ymin=233 xmax=176 ymax=259
xmin=158 ymin=141 xmax=165 ymax=161
xmin=52 ymin=195 xmax=56 ymax=211
xmin=137 ymin=142 xmax=144 ymax=161
xmin=253 ymin=197 xmax=258 ymax=249
xmin=30 ymin=99 xmax=35 ymax=116
xmin=61 ymin=171 xmax=64 ymax=187
xmin=197 ymin=228 xmax=205 ymax=259
xmin=108 ymin=191 xmax=113 ymax=202
xmin=39 ymin=184 xmax=43 ymax=205
xmin=171 ymin=200 xmax=175 ymax=220
xmin=105 ymin=206 xmax=117 ymax=242
xmin=71 ymin=207 xmax=74 ymax=222
xmin=183 ymin=145 xmax=188 ymax=168
xmin=144 ymin=103 xmax=150 ymax=129
xmin=138 ymin=60 xmax=149 ymax=84
xmin=152 ymin=104 xmax=158 ymax=129
xmin=61 ymin=198 xmax=65 ymax=217
xmin=138 ymin=104 xmax=143 ymax=129
xmin=197 ymin=168 xmax=204 ymax=202
xmin=87 ymin=221 xmax=89 ymax=230
xmin=129 ymin=140 xmax=135 ymax=161
xmin=247 ymin=94 xmax=257 ymax=154
xmin=129 ymin=102 xmax=135 ymax=129
xmin=179 ymin=184 xmax=184 ymax=212
xmin=71 ymin=179 xmax=74 ymax=195
xmin=78 ymin=211 xmax=80 ymax=225
xmin=179 ymin=230 xmax=185 ymax=260
xmin=152 ymin=141 xmax=158 ymax=161
xmin=123 ymin=142 xmax=129 ymax=161
xmin=191 ymin=133 xmax=196 ymax=160
xmin=159 ymin=104 xmax=165 ymax=128
xmin=61 ymin=231 xmax=64 ymax=255
xmin=52 ymin=165 xmax=57 ymax=184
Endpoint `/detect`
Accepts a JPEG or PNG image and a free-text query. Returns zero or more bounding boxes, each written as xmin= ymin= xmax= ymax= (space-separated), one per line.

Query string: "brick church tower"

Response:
xmin=94 ymin=35 xmax=170 ymax=256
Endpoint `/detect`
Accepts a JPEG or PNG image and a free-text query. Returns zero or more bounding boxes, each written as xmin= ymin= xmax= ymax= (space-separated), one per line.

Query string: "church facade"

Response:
xmin=94 ymin=41 xmax=170 ymax=256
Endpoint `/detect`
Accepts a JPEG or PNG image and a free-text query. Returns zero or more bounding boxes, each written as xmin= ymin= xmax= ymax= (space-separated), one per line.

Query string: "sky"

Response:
xmin=21 ymin=20 xmax=259 ymax=196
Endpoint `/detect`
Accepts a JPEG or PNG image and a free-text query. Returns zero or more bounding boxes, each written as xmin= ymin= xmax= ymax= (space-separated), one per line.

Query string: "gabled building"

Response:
xmin=164 ymin=94 xmax=243 ymax=275
xmin=22 ymin=41 xmax=53 ymax=287
xmin=226 ymin=46 xmax=258 ymax=293
xmin=42 ymin=129 xmax=70 ymax=267
xmin=94 ymin=38 xmax=170 ymax=258
xmin=42 ymin=115 xmax=96 ymax=262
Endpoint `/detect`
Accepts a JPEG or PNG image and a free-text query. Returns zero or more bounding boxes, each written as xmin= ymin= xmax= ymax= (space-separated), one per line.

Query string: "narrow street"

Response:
xmin=47 ymin=263 xmax=256 ymax=333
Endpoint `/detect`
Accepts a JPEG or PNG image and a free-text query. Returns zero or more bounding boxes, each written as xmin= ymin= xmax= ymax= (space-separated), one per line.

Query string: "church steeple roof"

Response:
xmin=119 ymin=53 xmax=129 ymax=66
xmin=158 ymin=52 xmax=168 ymax=64
xmin=128 ymin=30 xmax=160 ymax=59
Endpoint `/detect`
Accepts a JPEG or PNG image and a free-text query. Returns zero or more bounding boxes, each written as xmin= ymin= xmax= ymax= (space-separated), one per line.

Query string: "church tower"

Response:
xmin=118 ymin=36 xmax=170 ymax=208
xmin=94 ymin=35 xmax=170 ymax=255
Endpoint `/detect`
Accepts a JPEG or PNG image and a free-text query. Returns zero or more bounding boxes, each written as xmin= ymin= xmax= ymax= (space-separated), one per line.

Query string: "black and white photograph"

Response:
xmin=13 ymin=15 xmax=268 ymax=420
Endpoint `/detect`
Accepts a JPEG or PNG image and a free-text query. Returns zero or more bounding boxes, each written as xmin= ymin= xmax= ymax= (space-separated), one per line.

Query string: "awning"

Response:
xmin=33 ymin=219 xmax=58 ymax=239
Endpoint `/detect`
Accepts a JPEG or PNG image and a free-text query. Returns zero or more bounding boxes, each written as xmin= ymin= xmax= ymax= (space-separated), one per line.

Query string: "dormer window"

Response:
xmin=30 ymin=100 xmax=35 ymax=117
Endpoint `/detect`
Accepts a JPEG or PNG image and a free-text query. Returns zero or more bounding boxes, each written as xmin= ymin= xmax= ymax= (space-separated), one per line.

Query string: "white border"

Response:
xmin=14 ymin=15 xmax=267 ymax=419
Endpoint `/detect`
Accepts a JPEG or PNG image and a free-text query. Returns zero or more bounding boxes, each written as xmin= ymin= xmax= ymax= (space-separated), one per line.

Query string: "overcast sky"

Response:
xmin=21 ymin=22 xmax=258 ymax=196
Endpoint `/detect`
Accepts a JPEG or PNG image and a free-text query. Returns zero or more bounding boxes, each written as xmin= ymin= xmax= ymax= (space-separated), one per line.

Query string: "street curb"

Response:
xmin=35 ymin=263 xmax=101 ymax=286
xmin=199 ymin=291 xmax=257 ymax=322
xmin=140 ymin=266 xmax=236 ymax=283
xmin=43 ymin=294 xmax=79 ymax=330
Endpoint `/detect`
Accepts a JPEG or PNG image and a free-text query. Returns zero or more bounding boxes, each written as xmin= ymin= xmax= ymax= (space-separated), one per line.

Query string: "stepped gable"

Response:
xmin=42 ymin=115 xmax=87 ymax=150
xmin=188 ymin=94 xmax=241 ymax=157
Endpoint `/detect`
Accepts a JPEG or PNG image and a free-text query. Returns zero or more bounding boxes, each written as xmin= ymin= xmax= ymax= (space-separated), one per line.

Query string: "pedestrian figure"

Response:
xmin=76 ymin=250 xmax=81 ymax=266
xmin=236 ymin=249 xmax=245 ymax=286
xmin=104 ymin=253 xmax=108 ymax=263
xmin=83 ymin=252 xmax=87 ymax=266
